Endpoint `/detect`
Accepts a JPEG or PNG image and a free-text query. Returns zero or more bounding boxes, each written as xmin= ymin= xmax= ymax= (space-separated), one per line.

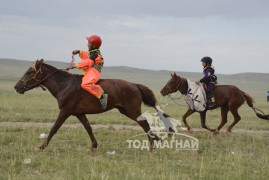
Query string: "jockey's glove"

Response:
xmin=72 ymin=50 xmax=80 ymax=55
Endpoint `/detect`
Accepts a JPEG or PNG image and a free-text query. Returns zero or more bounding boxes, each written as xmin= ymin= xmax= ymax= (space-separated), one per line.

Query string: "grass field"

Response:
xmin=1 ymin=59 xmax=269 ymax=179
xmin=0 ymin=125 xmax=268 ymax=179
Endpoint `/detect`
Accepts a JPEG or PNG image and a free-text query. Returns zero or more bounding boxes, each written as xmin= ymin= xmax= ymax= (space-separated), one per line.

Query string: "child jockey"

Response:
xmin=66 ymin=35 xmax=108 ymax=110
xmin=196 ymin=56 xmax=217 ymax=108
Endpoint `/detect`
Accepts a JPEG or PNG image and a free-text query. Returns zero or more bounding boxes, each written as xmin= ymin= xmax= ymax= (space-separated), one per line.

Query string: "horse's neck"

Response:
xmin=178 ymin=78 xmax=188 ymax=95
xmin=41 ymin=65 xmax=69 ymax=98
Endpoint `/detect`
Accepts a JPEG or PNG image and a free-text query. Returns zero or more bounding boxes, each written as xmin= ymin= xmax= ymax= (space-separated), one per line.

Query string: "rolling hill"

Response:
xmin=1 ymin=58 xmax=268 ymax=97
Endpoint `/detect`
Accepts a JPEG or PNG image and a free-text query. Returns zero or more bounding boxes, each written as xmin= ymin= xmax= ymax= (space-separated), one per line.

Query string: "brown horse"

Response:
xmin=160 ymin=73 xmax=268 ymax=134
xmin=14 ymin=59 xmax=162 ymax=151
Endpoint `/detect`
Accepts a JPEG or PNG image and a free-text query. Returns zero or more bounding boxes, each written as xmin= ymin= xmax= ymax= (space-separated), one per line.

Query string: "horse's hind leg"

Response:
xmin=119 ymin=106 xmax=159 ymax=151
xmin=136 ymin=119 xmax=160 ymax=151
xmin=227 ymin=107 xmax=241 ymax=133
xmin=76 ymin=114 xmax=97 ymax=151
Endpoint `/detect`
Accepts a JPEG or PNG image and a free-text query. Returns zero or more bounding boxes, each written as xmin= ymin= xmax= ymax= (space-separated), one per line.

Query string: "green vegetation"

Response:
xmin=1 ymin=59 xmax=269 ymax=179
xmin=0 ymin=126 xmax=268 ymax=179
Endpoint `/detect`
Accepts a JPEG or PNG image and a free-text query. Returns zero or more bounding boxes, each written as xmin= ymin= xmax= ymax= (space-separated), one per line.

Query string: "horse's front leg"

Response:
xmin=38 ymin=110 xmax=70 ymax=150
xmin=76 ymin=114 xmax=97 ymax=151
xmin=200 ymin=111 xmax=214 ymax=132
xmin=182 ymin=109 xmax=195 ymax=132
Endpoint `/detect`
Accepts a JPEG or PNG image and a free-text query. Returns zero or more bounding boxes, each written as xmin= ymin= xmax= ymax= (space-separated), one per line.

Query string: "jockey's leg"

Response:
xmin=81 ymin=70 xmax=107 ymax=109
xmin=206 ymin=83 xmax=215 ymax=108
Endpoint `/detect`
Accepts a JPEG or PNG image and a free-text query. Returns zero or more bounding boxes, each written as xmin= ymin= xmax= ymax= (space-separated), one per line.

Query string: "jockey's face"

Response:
xmin=88 ymin=41 xmax=93 ymax=50
xmin=202 ymin=62 xmax=207 ymax=67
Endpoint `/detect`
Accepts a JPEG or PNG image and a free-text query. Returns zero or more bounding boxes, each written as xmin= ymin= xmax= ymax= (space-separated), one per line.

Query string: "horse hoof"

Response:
xmin=168 ymin=133 xmax=173 ymax=138
xmin=210 ymin=129 xmax=217 ymax=132
xmin=91 ymin=146 xmax=98 ymax=151
xmin=226 ymin=130 xmax=232 ymax=135
xmin=187 ymin=128 xmax=193 ymax=133
xmin=213 ymin=130 xmax=219 ymax=135
xmin=150 ymin=146 xmax=157 ymax=152
xmin=36 ymin=144 xmax=45 ymax=151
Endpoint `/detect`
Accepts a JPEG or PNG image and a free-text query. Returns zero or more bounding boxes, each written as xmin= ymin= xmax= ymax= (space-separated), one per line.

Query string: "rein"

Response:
xmin=19 ymin=62 xmax=58 ymax=91
xmin=167 ymin=93 xmax=185 ymax=106
xmin=166 ymin=78 xmax=186 ymax=106
xmin=69 ymin=56 xmax=75 ymax=68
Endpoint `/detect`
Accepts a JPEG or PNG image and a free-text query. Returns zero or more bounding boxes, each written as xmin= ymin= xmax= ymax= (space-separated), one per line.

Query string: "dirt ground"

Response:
xmin=1 ymin=121 xmax=268 ymax=135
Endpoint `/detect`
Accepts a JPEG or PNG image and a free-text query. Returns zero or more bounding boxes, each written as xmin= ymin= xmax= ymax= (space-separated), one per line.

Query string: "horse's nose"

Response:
xmin=14 ymin=84 xmax=23 ymax=94
xmin=160 ymin=89 xmax=165 ymax=96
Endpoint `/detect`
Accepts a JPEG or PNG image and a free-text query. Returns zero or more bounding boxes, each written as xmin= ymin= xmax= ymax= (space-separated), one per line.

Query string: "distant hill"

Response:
xmin=1 ymin=58 xmax=268 ymax=97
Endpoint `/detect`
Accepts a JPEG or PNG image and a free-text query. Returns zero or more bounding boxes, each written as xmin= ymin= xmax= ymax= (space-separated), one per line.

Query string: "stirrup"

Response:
xmin=207 ymin=102 xmax=216 ymax=108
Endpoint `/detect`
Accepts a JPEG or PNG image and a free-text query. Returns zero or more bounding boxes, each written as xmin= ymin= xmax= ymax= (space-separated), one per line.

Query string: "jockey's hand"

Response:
xmin=195 ymin=81 xmax=200 ymax=84
xmin=72 ymin=50 xmax=80 ymax=55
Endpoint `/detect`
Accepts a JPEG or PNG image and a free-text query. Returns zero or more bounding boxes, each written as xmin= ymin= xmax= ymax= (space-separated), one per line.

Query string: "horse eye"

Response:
xmin=26 ymin=70 xmax=33 ymax=75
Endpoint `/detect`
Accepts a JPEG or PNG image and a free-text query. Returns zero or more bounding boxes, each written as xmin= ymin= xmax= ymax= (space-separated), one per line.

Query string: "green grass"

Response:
xmin=0 ymin=126 xmax=268 ymax=179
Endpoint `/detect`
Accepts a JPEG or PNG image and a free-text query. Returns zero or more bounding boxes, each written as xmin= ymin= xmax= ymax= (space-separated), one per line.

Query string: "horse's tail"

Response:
xmin=242 ymin=91 xmax=269 ymax=120
xmin=136 ymin=84 xmax=176 ymax=133
xmin=136 ymin=84 xmax=156 ymax=107
xmin=242 ymin=91 xmax=254 ymax=107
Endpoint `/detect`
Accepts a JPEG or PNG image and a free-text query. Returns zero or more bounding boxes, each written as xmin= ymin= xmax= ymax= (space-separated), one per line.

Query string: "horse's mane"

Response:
xmin=43 ymin=63 xmax=82 ymax=78
xmin=42 ymin=62 xmax=106 ymax=85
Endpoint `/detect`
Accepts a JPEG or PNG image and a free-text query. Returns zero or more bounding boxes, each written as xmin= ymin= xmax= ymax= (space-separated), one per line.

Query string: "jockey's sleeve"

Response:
xmin=200 ymin=68 xmax=214 ymax=83
xmin=75 ymin=50 xmax=94 ymax=69
xmin=200 ymin=77 xmax=210 ymax=83
xmin=79 ymin=50 xmax=89 ymax=60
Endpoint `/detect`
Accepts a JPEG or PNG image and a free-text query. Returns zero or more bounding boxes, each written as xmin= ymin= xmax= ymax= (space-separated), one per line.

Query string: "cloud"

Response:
xmin=2 ymin=0 xmax=269 ymax=19
xmin=0 ymin=0 xmax=269 ymax=74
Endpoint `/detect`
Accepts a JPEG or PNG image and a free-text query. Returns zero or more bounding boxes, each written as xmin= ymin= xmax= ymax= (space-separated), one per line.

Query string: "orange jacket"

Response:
xmin=75 ymin=50 xmax=103 ymax=74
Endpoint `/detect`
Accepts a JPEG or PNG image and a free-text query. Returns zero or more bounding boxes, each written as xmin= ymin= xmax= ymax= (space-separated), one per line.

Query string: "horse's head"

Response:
xmin=160 ymin=72 xmax=182 ymax=96
xmin=14 ymin=59 xmax=45 ymax=94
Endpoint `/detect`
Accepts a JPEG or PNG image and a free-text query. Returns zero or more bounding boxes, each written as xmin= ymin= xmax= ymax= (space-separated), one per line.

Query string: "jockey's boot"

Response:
xmin=207 ymin=98 xmax=215 ymax=108
xmin=99 ymin=94 xmax=108 ymax=110
xmin=206 ymin=89 xmax=215 ymax=108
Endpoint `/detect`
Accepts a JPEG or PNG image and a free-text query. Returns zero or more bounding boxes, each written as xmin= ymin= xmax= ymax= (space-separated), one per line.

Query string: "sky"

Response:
xmin=1 ymin=0 xmax=269 ymax=74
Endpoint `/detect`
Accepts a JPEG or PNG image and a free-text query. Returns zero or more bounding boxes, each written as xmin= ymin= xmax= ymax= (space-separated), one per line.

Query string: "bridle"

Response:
xmin=166 ymin=77 xmax=185 ymax=100
xmin=19 ymin=62 xmax=58 ymax=91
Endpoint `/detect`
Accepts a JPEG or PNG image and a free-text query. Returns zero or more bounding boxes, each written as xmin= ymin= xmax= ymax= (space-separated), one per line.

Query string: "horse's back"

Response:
xmin=214 ymin=84 xmax=245 ymax=104
xmin=98 ymin=79 xmax=141 ymax=97
xmin=68 ymin=76 xmax=140 ymax=98
xmin=215 ymin=84 xmax=243 ymax=94
xmin=70 ymin=76 xmax=137 ymax=93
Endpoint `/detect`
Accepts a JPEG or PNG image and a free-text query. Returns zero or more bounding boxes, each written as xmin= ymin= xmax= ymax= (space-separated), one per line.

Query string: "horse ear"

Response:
xmin=35 ymin=59 xmax=44 ymax=70
xmin=31 ymin=60 xmax=38 ymax=71
xmin=170 ymin=73 xmax=173 ymax=78
xmin=173 ymin=72 xmax=177 ymax=77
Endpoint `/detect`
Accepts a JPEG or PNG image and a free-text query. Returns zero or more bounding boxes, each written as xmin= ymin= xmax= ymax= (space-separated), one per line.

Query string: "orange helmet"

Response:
xmin=86 ymin=35 xmax=102 ymax=49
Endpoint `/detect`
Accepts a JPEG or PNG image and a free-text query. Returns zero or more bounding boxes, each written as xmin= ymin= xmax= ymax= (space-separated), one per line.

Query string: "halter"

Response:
xmin=19 ymin=61 xmax=58 ymax=91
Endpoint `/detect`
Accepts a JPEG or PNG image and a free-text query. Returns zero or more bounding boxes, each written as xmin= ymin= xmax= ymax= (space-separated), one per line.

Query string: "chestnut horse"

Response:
xmin=14 ymin=59 xmax=162 ymax=151
xmin=160 ymin=73 xmax=268 ymax=134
